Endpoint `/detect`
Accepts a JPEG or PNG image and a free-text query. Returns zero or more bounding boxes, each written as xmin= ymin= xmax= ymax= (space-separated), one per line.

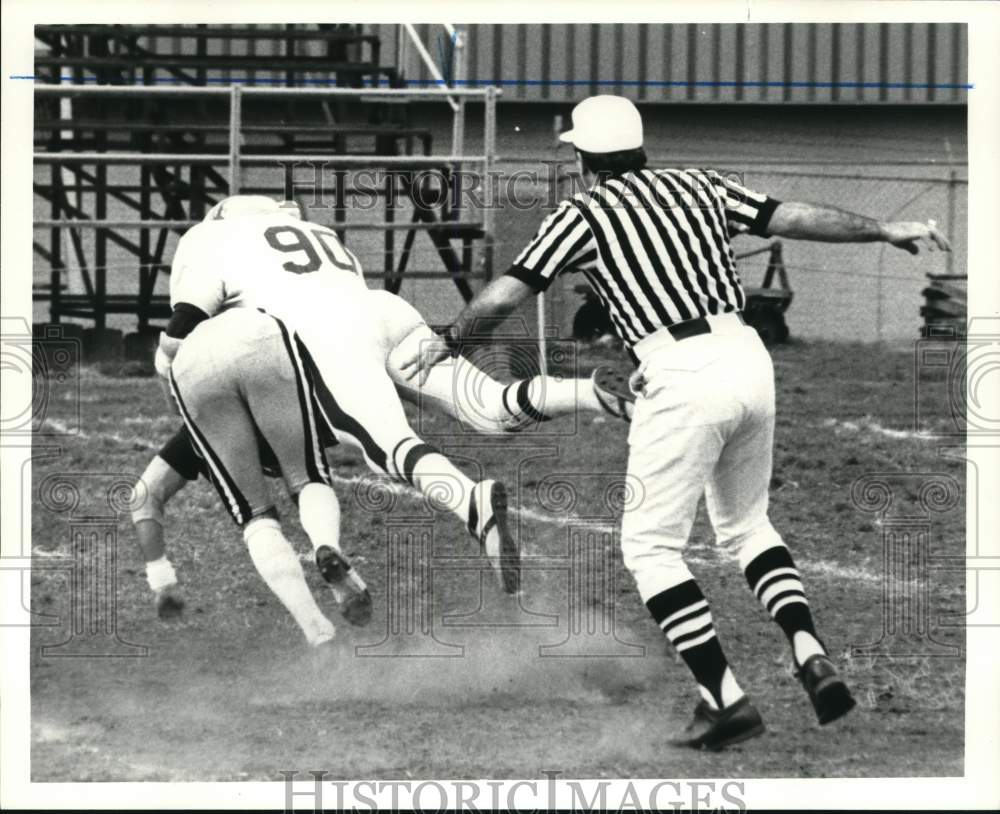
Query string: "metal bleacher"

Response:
xmin=32 ymin=24 xmax=497 ymax=348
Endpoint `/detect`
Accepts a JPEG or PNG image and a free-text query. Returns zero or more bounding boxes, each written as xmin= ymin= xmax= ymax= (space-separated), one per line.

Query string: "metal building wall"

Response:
xmin=382 ymin=23 xmax=968 ymax=104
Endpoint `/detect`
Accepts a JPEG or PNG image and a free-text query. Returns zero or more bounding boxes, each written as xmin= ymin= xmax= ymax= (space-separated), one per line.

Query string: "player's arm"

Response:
xmin=154 ymin=228 xmax=226 ymax=409
xmin=155 ymin=304 xmax=212 ymax=369
xmin=397 ymin=277 xmax=534 ymax=385
xmin=765 ymin=202 xmax=951 ymax=254
xmin=400 ymin=201 xmax=593 ymax=384
xmin=154 ymin=306 xmax=209 ymax=414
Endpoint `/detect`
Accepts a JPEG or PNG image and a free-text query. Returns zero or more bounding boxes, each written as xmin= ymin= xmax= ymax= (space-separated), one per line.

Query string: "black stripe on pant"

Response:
xmin=266 ymin=312 xmax=331 ymax=486
xmin=291 ymin=334 xmax=390 ymax=474
xmin=170 ymin=370 xmax=252 ymax=526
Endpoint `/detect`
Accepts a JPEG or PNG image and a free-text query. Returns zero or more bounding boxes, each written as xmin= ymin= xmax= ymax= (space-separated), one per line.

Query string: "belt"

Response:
xmin=630 ymin=311 xmax=748 ymax=364
xmin=668 ymin=312 xmax=746 ymax=341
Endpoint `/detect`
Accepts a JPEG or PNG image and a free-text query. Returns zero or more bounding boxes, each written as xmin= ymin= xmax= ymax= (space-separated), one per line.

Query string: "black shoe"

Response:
xmin=316 ymin=546 xmax=373 ymax=627
xmin=669 ymin=696 xmax=766 ymax=751
xmin=474 ymin=480 xmax=520 ymax=595
xmin=798 ymin=654 xmax=856 ymax=725
xmin=155 ymin=586 xmax=185 ymax=620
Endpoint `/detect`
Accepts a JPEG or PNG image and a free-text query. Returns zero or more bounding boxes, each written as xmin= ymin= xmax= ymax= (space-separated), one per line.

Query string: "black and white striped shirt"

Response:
xmin=506 ymin=169 xmax=780 ymax=347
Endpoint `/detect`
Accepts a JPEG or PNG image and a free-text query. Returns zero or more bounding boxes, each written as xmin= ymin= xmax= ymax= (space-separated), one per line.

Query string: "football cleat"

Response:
xmin=155 ymin=584 xmax=185 ymax=620
xmin=797 ymin=654 xmax=857 ymax=725
xmin=471 ymin=480 xmax=520 ymax=595
xmin=669 ymin=696 xmax=766 ymax=751
xmin=592 ymin=364 xmax=635 ymax=423
xmin=315 ymin=546 xmax=373 ymax=627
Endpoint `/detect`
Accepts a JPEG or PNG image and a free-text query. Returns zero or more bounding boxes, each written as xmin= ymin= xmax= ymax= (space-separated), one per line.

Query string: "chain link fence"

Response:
xmin=730 ymin=164 xmax=966 ymax=343
xmin=482 ymin=159 xmax=967 ymax=344
xmin=33 ymin=160 xmax=966 ymax=344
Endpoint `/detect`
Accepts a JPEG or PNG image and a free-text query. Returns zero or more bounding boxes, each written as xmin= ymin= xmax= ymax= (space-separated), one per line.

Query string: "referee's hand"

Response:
xmin=399 ymin=334 xmax=452 ymax=386
xmin=882 ymin=220 xmax=951 ymax=255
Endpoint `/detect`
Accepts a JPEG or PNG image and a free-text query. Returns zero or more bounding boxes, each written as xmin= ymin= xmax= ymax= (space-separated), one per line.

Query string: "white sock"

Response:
xmin=145 ymin=556 xmax=177 ymax=593
xmin=792 ymin=631 xmax=826 ymax=666
xmin=244 ymin=517 xmax=335 ymax=645
xmin=298 ymin=483 xmax=341 ymax=552
xmin=696 ymin=668 xmax=745 ymax=711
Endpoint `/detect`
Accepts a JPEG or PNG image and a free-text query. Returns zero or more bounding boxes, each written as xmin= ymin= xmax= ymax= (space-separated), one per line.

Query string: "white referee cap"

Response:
xmin=559 ymin=95 xmax=644 ymax=154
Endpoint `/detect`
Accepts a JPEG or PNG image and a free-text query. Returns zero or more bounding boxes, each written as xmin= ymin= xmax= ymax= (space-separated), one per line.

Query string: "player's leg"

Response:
xmin=131 ymin=427 xmax=201 ymax=618
xmin=371 ymin=289 xmax=628 ymax=431
xmin=620 ymin=362 xmax=763 ymax=750
xmin=705 ymin=340 xmax=855 ymax=724
xmin=292 ymin=322 xmax=520 ymax=593
xmin=329 ymin=347 xmax=521 ymax=593
xmin=170 ymin=332 xmax=336 ymax=646
xmin=243 ymin=317 xmax=371 ymax=624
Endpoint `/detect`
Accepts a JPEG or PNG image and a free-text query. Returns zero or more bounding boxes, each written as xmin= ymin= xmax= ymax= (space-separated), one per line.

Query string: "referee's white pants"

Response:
xmin=620 ymin=318 xmax=784 ymax=603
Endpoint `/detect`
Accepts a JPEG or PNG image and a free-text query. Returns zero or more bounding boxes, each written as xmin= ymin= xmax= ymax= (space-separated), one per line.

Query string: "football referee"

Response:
xmin=402 ymin=95 xmax=950 ymax=750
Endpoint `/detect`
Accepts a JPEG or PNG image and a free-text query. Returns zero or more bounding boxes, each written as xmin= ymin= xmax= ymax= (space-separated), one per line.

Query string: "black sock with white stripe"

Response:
xmin=646 ymin=580 xmax=744 ymax=711
xmin=744 ymin=545 xmax=825 ymax=667
xmin=389 ymin=437 xmax=476 ymax=529
xmin=500 ymin=378 xmax=552 ymax=429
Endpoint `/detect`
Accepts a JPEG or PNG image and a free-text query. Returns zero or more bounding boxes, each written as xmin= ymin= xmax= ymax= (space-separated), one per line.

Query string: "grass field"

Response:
xmin=29 ymin=338 xmax=966 ymax=780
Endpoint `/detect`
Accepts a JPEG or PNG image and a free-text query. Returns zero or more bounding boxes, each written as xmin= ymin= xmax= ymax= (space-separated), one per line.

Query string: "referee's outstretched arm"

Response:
xmin=766 ymin=200 xmax=951 ymax=255
xmin=398 ymin=193 xmax=950 ymax=384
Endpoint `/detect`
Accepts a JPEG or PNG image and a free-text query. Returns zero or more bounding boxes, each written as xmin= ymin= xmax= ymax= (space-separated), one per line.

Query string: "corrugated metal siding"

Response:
xmin=382 ymin=23 xmax=967 ymax=104
xmin=67 ymin=23 xmax=967 ymax=103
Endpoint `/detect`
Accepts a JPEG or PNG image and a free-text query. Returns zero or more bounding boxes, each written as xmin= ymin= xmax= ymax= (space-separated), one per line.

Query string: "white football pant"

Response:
xmin=620 ymin=314 xmax=785 ymax=602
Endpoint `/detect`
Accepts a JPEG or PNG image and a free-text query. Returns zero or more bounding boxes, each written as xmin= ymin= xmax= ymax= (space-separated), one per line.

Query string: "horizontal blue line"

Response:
xmin=9 ymin=74 xmax=974 ymax=90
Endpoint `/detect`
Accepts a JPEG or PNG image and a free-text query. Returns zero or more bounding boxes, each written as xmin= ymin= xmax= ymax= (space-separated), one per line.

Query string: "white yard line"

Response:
xmin=821 ymin=416 xmax=939 ymax=442
xmin=41 ymin=417 xmax=157 ymax=449
xmin=39 ymin=418 xmax=893 ymax=586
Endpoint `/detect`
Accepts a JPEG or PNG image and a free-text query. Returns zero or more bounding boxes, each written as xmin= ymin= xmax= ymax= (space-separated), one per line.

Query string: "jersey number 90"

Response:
xmin=264 ymin=225 xmax=360 ymax=275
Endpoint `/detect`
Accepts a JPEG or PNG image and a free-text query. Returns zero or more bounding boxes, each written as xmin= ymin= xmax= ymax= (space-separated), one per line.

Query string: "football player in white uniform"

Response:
xmin=170 ymin=308 xmax=372 ymax=645
xmin=137 ymin=195 xmax=631 ymax=619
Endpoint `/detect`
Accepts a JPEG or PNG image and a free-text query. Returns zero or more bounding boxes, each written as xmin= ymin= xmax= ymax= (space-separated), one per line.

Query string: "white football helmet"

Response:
xmin=204 ymin=195 xmax=303 ymax=222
